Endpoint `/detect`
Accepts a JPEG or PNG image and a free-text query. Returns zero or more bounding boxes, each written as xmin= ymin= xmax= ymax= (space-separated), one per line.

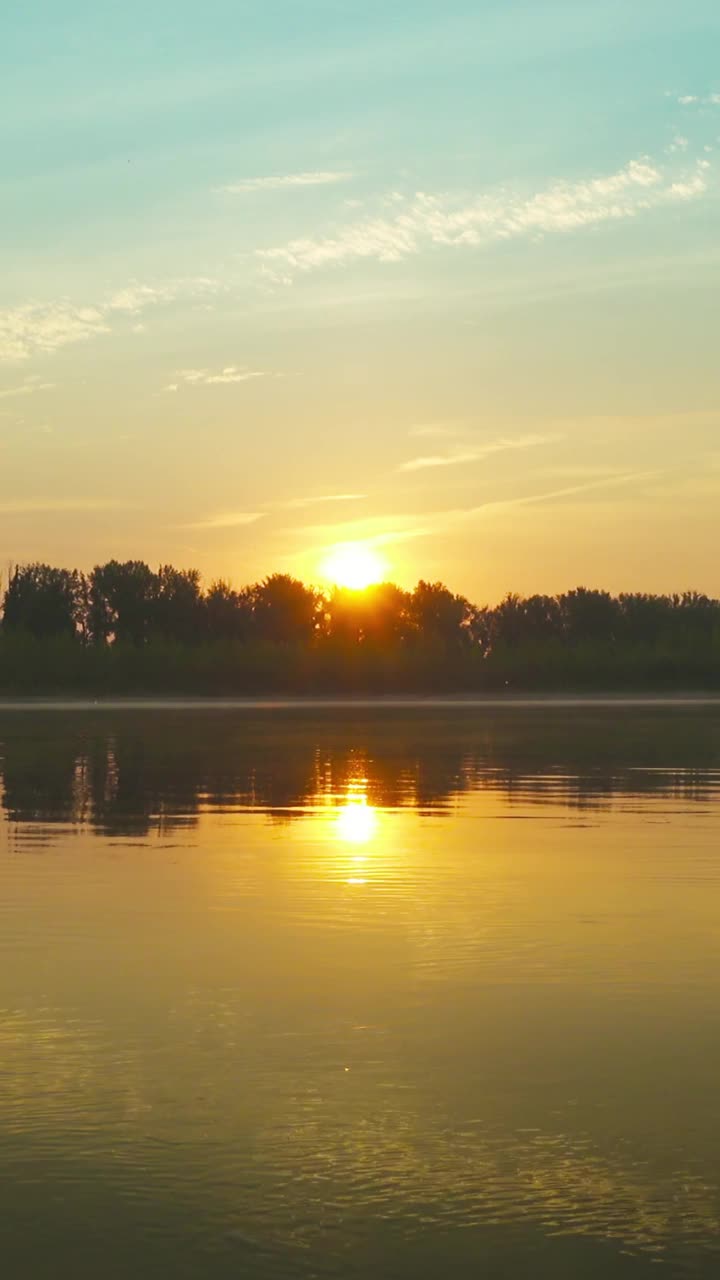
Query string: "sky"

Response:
xmin=1 ymin=0 xmax=719 ymax=602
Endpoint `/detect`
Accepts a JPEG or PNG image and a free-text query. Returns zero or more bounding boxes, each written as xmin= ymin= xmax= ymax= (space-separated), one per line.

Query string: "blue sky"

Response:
xmin=1 ymin=0 xmax=719 ymax=598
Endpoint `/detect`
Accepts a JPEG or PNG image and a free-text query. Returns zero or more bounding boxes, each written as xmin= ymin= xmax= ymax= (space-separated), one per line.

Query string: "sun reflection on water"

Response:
xmin=334 ymin=795 xmax=378 ymax=846
xmin=329 ymin=780 xmax=382 ymax=885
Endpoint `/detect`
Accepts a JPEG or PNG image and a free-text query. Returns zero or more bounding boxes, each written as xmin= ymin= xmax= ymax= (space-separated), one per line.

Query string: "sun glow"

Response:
xmin=335 ymin=797 xmax=378 ymax=845
xmin=322 ymin=542 xmax=386 ymax=590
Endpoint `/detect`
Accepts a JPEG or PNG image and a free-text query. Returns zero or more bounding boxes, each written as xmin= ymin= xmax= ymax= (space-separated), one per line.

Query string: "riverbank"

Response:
xmin=0 ymin=631 xmax=718 ymax=698
xmin=0 ymin=694 xmax=719 ymax=711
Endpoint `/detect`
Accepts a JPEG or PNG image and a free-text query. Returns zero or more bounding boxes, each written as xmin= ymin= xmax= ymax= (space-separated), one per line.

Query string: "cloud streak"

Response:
xmin=281 ymin=492 xmax=366 ymax=510
xmin=294 ymin=470 xmax=658 ymax=560
xmin=217 ymin=172 xmax=352 ymax=194
xmin=258 ymin=155 xmax=712 ymax=279
xmin=165 ymin=366 xmax=265 ymax=391
xmin=399 ymin=433 xmax=559 ymax=472
xmin=455 ymin=469 xmax=663 ymax=520
xmin=183 ymin=511 xmax=264 ymax=530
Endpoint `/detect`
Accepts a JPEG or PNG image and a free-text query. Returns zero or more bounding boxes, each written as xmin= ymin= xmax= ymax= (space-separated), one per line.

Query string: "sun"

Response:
xmin=322 ymin=542 xmax=386 ymax=590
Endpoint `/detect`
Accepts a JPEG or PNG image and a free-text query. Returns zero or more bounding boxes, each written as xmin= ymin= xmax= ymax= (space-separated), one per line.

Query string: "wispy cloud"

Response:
xmin=258 ymin=155 xmax=712 ymax=280
xmin=183 ymin=511 xmax=264 ymax=530
xmin=0 ymin=303 xmax=110 ymax=363
xmin=0 ymin=375 xmax=55 ymax=400
xmin=456 ymin=469 xmax=662 ymax=519
xmin=217 ymin=171 xmax=352 ymax=194
xmin=105 ymin=282 xmax=181 ymax=312
xmin=398 ymin=433 xmax=559 ymax=472
xmin=281 ymin=492 xmax=366 ymax=510
xmin=164 ymin=366 xmax=265 ymax=392
xmin=667 ymin=169 xmax=710 ymax=199
xmin=284 ymin=512 xmax=432 ymax=550
xmin=293 ymin=470 xmax=657 ymax=561
xmin=677 ymin=93 xmax=720 ymax=106
xmin=0 ymin=277 xmax=218 ymax=363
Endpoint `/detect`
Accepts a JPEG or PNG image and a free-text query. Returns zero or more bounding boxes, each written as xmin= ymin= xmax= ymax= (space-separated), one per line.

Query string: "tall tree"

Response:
xmin=410 ymin=580 xmax=475 ymax=646
xmin=203 ymin=580 xmax=253 ymax=642
xmin=251 ymin=574 xmax=321 ymax=643
xmin=153 ymin=565 xmax=202 ymax=643
xmin=89 ymin=560 xmax=157 ymax=645
xmin=3 ymin=564 xmax=86 ymax=639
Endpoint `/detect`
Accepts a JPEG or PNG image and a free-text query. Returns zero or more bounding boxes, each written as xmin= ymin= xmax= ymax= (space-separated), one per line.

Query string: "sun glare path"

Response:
xmin=335 ymin=796 xmax=378 ymax=846
xmin=322 ymin=543 xmax=386 ymax=590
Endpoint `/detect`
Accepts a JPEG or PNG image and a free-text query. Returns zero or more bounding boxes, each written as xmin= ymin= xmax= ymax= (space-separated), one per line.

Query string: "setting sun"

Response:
xmin=322 ymin=543 xmax=386 ymax=590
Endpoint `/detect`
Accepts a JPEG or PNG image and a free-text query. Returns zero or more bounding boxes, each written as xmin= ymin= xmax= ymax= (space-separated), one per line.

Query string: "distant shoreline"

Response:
xmin=1 ymin=694 xmax=719 ymax=711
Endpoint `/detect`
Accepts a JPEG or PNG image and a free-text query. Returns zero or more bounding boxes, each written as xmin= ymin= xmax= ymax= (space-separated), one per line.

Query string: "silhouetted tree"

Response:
xmin=89 ymin=560 xmax=156 ymax=645
xmin=558 ymin=588 xmax=619 ymax=645
xmin=251 ymin=574 xmax=321 ymax=643
xmin=327 ymin=583 xmax=413 ymax=646
xmin=672 ymin=591 xmax=718 ymax=640
xmin=409 ymin=580 xmax=480 ymax=648
xmin=489 ymin=593 xmax=563 ymax=649
xmin=153 ymin=565 xmax=202 ymax=643
xmin=618 ymin=594 xmax=675 ymax=646
xmin=203 ymin=580 xmax=253 ymax=641
xmin=2 ymin=564 xmax=86 ymax=639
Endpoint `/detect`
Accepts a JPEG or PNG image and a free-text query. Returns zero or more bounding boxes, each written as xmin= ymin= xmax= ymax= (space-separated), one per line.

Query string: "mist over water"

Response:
xmin=2 ymin=704 xmax=720 ymax=1278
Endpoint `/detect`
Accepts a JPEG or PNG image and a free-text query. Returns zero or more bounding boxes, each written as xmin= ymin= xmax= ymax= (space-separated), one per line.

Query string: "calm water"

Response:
xmin=2 ymin=702 xmax=720 ymax=1278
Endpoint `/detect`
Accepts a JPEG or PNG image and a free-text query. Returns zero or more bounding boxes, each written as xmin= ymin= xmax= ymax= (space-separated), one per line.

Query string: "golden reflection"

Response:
xmin=324 ymin=780 xmax=383 ymax=885
xmin=335 ymin=796 xmax=378 ymax=845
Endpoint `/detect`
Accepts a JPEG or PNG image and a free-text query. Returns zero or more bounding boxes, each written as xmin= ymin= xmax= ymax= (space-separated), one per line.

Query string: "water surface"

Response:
xmin=2 ymin=703 xmax=720 ymax=1277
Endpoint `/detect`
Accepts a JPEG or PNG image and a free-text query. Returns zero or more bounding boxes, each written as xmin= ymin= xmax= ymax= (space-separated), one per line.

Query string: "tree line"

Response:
xmin=1 ymin=560 xmax=719 ymax=692
xmin=2 ymin=561 xmax=478 ymax=647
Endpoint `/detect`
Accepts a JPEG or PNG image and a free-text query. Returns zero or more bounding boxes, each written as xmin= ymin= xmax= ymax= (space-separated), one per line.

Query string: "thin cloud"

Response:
xmin=165 ymin=367 xmax=265 ymax=391
xmin=258 ymin=155 xmax=712 ymax=279
xmin=398 ymin=433 xmax=560 ymax=472
xmin=677 ymin=93 xmax=720 ymax=106
xmin=217 ymin=172 xmax=353 ymax=194
xmin=0 ymin=303 xmax=109 ymax=363
xmin=281 ymin=492 xmax=366 ymax=510
xmin=668 ymin=163 xmax=711 ymax=199
xmin=284 ymin=511 xmax=431 ymax=547
xmin=0 ymin=376 xmax=55 ymax=400
xmin=183 ymin=511 xmax=265 ymax=530
xmin=0 ymin=277 xmax=218 ymax=363
xmin=105 ymin=283 xmax=177 ymax=312
xmin=295 ymin=470 xmax=658 ymax=558
xmin=459 ymin=469 xmax=663 ymax=518
xmin=286 ymin=521 xmax=432 ymax=570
